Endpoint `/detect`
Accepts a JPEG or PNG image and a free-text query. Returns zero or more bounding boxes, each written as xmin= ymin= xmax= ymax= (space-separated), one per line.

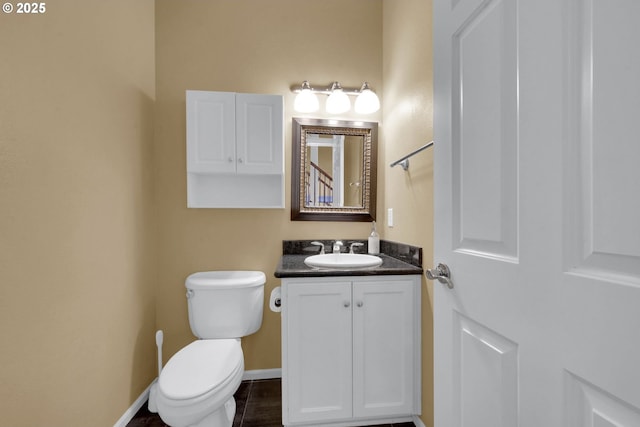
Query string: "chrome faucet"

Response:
xmin=310 ymin=241 xmax=325 ymax=254
xmin=332 ymin=240 xmax=344 ymax=254
xmin=349 ymin=242 xmax=364 ymax=254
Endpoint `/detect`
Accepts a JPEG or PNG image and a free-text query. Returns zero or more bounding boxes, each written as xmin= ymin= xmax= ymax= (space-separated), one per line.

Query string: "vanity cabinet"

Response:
xmin=281 ymin=275 xmax=421 ymax=427
xmin=186 ymin=90 xmax=284 ymax=208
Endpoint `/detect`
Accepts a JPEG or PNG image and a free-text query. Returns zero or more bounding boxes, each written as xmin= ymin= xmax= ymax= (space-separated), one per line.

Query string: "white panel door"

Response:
xmin=433 ymin=0 xmax=640 ymax=426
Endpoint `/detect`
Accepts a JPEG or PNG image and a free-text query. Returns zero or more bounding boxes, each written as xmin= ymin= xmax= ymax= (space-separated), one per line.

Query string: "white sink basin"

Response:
xmin=304 ymin=253 xmax=383 ymax=269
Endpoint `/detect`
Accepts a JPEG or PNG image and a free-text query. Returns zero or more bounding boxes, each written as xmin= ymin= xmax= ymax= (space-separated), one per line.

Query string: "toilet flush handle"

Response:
xmin=186 ymin=289 xmax=195 ymax=299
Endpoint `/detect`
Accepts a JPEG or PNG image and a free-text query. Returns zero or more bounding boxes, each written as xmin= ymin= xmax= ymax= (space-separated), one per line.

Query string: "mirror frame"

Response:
xmin=291 ymin=117 xmax=377 ymax=222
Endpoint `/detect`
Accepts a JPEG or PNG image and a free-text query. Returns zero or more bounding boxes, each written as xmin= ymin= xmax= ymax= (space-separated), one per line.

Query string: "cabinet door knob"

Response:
xmin=356 ymin=301 xmax=363 ymax=307
xmin=343 ymin=301 xmax=350 ymax=308
xmin=238 ymin=157 xmax=244 ymax=163
xmin=228 ymin=157 xmax=234 ymax=162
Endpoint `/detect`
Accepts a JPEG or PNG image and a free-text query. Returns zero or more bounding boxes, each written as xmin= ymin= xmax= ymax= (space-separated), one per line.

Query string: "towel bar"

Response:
xmin=389 ymin=141 xmax=434 ymax=170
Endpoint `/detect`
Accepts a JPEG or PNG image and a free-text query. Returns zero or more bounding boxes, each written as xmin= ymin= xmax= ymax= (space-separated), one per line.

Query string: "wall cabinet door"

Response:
xmin=352 ymin=279 xmax=418 ymax=418
xmin=284 ymin=281 xmax=353 ymax=424
xmin=186 ymin=91 xmax=283 ymax=175
xmin=235 ymin=93 xmax=283 ymax=175
xmin=186 ymin=90 xmax=236 ymax=174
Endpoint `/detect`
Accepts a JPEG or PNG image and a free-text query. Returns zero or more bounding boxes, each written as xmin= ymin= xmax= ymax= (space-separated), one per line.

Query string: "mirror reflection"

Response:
xmin=292 ymin=118 xmax=377 ymax=222
xmin=305 ymin=133 xmax=364 ymax=208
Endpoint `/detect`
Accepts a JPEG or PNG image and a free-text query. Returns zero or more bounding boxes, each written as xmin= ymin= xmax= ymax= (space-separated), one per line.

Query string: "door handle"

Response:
xmin=426 ymin=263 xmax=454 ymax=289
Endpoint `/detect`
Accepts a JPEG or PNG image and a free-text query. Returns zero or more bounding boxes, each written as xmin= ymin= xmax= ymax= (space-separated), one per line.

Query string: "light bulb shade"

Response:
xmin=326 ymin=89 xmax=351 ymax=114
xmin=294 ymin=88 xmax=319 ymax=113
xmin=354 ymin=88 xmax=380 ymax=114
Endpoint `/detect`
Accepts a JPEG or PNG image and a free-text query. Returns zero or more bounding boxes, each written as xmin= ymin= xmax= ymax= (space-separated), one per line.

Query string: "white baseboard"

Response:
xmin=114 ymin=369 xmax=281 ymax=427
xmin=113 ymin=378 xmax=156 ymax=427
xmin=242 ymin=368 xmax=282 ymax=381
xmin=412 ymin=415 xmax=427 ymax=427
xmin=117 ymin=371 xmax=420 ymax=427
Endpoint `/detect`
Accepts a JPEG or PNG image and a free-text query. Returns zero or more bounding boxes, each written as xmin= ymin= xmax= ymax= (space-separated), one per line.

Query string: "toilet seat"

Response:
xmin=159 ymin=339 xmax=243 ymax=401
xmin=156 ymin=339 xmax=244 ymax=427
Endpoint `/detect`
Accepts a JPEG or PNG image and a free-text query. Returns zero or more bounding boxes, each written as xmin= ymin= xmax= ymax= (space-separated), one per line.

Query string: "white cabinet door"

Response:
xmin=186 ymin=90 xmax=235 ymax=174
xmin=352 ymin=279 xmax=419 ymax=419
xmin=235 ymin=93 xmax=283 ymax=175
xmin=282 ymin=276 xmax=421 ymax=426
xmin=284 ymin=281 xmax=353 ymax=424
xmin=186 ymin=91 xmax=283 ymax=175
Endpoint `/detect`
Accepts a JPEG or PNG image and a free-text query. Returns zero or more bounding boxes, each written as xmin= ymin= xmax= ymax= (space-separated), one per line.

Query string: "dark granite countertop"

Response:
xmin=274 ymin=240 xmax=424 ymax=278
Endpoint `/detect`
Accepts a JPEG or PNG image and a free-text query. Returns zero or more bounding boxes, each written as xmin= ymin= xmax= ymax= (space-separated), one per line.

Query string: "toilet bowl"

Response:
xmin=155 ymin=271 xmax=265 ymax=427
xmin=157 ymin=339 xmax=244 ymax=427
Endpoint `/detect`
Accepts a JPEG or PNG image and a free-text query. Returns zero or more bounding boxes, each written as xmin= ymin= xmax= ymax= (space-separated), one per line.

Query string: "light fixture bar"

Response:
xmin=292 ymin=81 xmax=380 ymax=114
xmin=290 ymin=82 xmax=372 ymax=96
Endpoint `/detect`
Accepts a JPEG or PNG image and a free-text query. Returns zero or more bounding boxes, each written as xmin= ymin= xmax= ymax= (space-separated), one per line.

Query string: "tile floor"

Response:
xmin=127 ymin=378 xmax=415 ymax=427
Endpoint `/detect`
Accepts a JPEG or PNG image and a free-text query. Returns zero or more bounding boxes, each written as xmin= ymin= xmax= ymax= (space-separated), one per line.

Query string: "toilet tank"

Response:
xmin=185 ymin=271 xmax=265 ymax=339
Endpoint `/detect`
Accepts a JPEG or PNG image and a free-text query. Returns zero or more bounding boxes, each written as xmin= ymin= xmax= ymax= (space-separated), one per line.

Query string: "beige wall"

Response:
xmin=382 ymin=0 xmax=434 ymax=425
xmin=154 ymin=0 xmax=382 ymax=369
xmin=0 ymin=1 xmax=156 ymax=426
xmin=0 ymin=1 xmax=434 ymax=425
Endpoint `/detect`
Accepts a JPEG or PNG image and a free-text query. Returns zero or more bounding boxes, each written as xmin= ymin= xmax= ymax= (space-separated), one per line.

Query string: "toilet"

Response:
xmin=156 ymin=271 xmax=265 ymax=427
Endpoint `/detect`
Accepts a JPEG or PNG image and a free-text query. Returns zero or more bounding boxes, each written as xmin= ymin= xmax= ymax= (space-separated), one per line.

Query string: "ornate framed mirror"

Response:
xmin=291 ymin=117 xmax=377 ymax=221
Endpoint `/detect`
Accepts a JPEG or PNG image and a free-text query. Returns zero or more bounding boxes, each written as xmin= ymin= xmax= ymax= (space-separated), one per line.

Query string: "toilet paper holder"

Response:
xmin=269 ymin=287 xmax=282 ymax=312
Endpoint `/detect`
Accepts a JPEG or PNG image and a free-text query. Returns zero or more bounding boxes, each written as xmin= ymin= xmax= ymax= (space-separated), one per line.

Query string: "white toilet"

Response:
xmin=156 ymin=271 xmax=265 ymax=427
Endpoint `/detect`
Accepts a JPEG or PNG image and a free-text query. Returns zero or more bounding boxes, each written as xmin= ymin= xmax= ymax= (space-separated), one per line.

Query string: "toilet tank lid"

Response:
xmin=185 ymin=271 xmax=266 ymax=290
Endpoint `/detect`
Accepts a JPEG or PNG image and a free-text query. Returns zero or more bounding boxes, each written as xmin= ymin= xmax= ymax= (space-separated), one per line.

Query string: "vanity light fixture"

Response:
xmin=354 ymin=82 xmax=381 ymax=114
xmin=293 ymin=80 xmax=320 ymax=113
xmin=325 ymin=82 xmax=351 ymax=114
xmin=291 ymin=81 xmax=380 ymax=114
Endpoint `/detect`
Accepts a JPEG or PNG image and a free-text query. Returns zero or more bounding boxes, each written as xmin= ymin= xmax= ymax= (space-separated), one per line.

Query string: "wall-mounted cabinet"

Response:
xmin=186 ymin=90 xmax=284 ymax=208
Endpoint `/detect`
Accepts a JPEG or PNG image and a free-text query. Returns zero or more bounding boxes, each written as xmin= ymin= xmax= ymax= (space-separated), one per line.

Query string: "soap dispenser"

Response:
xmin=368 ymin=221 xmax=380 ymax=255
